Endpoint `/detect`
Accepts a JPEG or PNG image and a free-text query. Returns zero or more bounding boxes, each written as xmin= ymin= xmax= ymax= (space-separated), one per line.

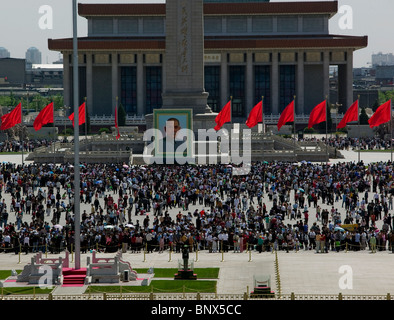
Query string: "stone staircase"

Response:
xmin=62 ymin=268 xmax=87 ymax=287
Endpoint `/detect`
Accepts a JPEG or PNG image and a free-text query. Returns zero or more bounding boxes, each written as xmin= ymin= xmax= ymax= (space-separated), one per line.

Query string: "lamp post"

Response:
xmin=72 ymin=0 xmax=81 ymax=270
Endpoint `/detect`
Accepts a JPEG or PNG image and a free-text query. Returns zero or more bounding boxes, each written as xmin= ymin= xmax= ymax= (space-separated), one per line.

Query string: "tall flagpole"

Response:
xmin=391 ymin=99 xmax=393 ymax=163
xmin=261 ymin=96 xmax=264 ymax=164
xmin=325 ymin=96 xmax=329 ymax=164
xmin=230 ymin=96 xmax=233 ymax=124
xmin=53 ymin=101 xmax=56 ymax=165
xmin=84 ymin=97 xmax=88 ymax=141
xmin=357 ymin=95 xmax=360 ymax=163
xmin=116 ymin=96 xmax=120 ymax=163
xmin=21 ymin=100 xmax=24 ymax=166
xmin=293 ymin=95 xmax=296 ymax=161
xmin=72 ymin=0 xmax=81 ymax=270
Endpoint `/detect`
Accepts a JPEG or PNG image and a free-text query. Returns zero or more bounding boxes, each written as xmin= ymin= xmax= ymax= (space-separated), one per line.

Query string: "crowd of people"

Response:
xmin=317 ymin=137 xmax=392 ymax=151
xmin=0 ymin=156 xmax=393 ymax=256
xmin=0 ymin=139 xmax=53 ymax=153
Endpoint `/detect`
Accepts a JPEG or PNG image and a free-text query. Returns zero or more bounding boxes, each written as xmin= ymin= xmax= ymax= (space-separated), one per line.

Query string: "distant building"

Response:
xmin=25 ymin=64 xmax=63 ymax=88
xmin=372 ymin=52 xmax=394 ymax=67
xmin=0 ymin=47 xmax=10 ymax=59
xmin=375 ymin=65 xmax=394 ymax=86
xmin=0 ymin=58 xmax=26 ymax=87
xmin=48 ymin=0 xmax=367 ymax=119
xmin=26 ymin=47 xmax=42 ymax=66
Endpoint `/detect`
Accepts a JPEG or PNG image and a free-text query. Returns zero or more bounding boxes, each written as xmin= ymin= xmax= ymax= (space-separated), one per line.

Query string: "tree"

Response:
xmin=118 ymin=103 xmax=126 ymax=127
xmin=359 ymin=107 xmax=369 ymax=125
xmin=372 ymin=99 xmax=380 ymax=112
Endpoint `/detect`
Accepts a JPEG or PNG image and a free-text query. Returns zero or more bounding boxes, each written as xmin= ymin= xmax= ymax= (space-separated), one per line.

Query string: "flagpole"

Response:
xmin=116 ymin=96 xmax=119 ymax=164
xmin=72 ymin=0 xmax=81 ymax=270
xmin=53 ymin=101 xmax=56 ymax=165
xmin=84 ymin=97 xmax=87 ymax=141
xmin=293 ymin=95 xmax=296 ymax=161
xmin=20 ymin=99 xmax=23 ymax=166
xmin=230 ymin=96 xmax=233 ymax=124
xmin=357 ymin=95 xmax=360 ymax=163
xmin=391 ymin=99 xmax=393 ymax=163
xmin=325 ymin=96 xmax=328 ymax=164
xmin=261 ymin=96 xmax=264 ymax=164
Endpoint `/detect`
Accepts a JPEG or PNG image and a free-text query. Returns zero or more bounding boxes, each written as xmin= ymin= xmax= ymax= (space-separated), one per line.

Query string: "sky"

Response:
xmin=0 ymin=0 xmax=392 ymax=67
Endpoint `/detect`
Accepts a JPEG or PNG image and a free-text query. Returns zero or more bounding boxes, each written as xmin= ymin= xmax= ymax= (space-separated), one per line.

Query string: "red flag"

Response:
xmin=337 ymin=100 xmax=359 ymax=129
xmin=1 ymin=103 xmax=22 ymax=130
xmin=308 ymin=100 xmax=326 ymax=129
xmin=368 ymin=100 xmax=391 ymax=128
xmin=246 ymin=101 xmax=263 ymax=128
xmin=277 ymin=100 xmax=295 ymax=131
xmin=214 ymin=100 xmax=231 ymax=131
xmin=115 ymin=105 xmax=120 ymax=140
xmin=33 ymin=102 xmax=54 ymax=131
xmin=68 ymin=102 xmax=86 ymax=127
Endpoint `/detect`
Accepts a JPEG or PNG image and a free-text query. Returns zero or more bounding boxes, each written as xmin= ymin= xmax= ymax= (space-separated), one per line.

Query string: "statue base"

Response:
xmin=174 ymin=269 xmax=197 ymax=280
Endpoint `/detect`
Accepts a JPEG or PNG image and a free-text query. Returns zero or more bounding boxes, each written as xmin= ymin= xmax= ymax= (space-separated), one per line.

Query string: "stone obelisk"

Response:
xmin=162 ymin=0 xmax=211 ymax=113
xmin=144 ymin=0 xmax=217 ymax=131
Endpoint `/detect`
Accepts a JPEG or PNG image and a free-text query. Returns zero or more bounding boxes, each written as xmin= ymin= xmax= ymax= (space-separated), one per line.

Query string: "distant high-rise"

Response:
xmin=26 ymin=47 xmax=42 ymax=64
xmin=372 ymin=52 xmax=394 ymax=67
xmin=0 ymin=47 xmax=10 ymax=58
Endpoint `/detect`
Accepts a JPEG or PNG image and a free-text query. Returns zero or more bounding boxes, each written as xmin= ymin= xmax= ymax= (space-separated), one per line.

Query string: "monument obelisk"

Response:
xmin=146 ymin=0 xmax=217 ymax=131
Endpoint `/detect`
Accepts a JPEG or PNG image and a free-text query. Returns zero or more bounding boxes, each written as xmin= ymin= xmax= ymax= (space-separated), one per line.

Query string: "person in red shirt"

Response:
xmin=304 ymin=211 xmax=309 ymax=225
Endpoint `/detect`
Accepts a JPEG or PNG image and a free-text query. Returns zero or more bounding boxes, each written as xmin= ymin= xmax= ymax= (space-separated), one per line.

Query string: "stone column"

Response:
xmin=346 ymin=50 xmax=354 ymax=109
xmin=246 ymin=52 xmax=254 ymax=116
xmin=296 ymin=51 xmax=304 ymax=115
xmin=271 ymin=51 xmax=279 ymax=115
xmin=86 ymin=52 xmax=93 ymax=115
xmin=137 ymin=53 xmax=144 ymax=116
xmin=62 ymin=52 xmax=71 ymax=109
xmin=161 ymin=0 xmax=210 ymax=114
xmin=220 ymin=51 xmax=228 ymax=108
xmin=112 ymin=52 xmax=119 ymax=115
xmin=323 ymin=50 xmax=330 ymax=102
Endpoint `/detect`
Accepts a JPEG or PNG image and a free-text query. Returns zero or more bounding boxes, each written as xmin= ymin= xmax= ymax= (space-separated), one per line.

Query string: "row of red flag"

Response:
xmin=0 ymin=102 xmax=121 ymax=139
xmin=214 ymin=99 xmax=392 ymax=131
xmin=1 ymin=99 xmax=391 ymax=135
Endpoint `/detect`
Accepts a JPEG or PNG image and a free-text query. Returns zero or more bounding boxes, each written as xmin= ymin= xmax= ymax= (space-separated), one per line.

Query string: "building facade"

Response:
xmin=26 ymin=47 xmax=42 ymax=66
xmin=48 ymin=0 xmax=367 ymax=121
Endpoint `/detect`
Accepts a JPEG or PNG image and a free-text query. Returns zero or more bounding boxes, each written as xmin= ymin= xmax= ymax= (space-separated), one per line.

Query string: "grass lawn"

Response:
xmin=0 ymin=270 xmax=22 ymax=280
xmin=133 ymin=268 xmax=219 ymax=279
xmin=87 ymin=279 xmax=217 ymax=294
xmin=0 ymin=287 xmax=53 ymax=295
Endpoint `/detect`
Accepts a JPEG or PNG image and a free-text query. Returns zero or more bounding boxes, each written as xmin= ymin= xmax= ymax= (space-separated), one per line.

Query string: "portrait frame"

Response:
xmin=153 ymin=108 xmax=193 ymax=161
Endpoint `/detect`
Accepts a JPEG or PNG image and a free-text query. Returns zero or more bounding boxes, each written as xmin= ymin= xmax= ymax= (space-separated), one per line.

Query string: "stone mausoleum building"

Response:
xmin=48 ymin=0 xmax=367 ymax=123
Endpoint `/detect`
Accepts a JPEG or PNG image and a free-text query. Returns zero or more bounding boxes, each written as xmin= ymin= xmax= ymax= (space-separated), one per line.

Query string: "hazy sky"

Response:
xmin=0 ymin=0 xmax=392 ymax=67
